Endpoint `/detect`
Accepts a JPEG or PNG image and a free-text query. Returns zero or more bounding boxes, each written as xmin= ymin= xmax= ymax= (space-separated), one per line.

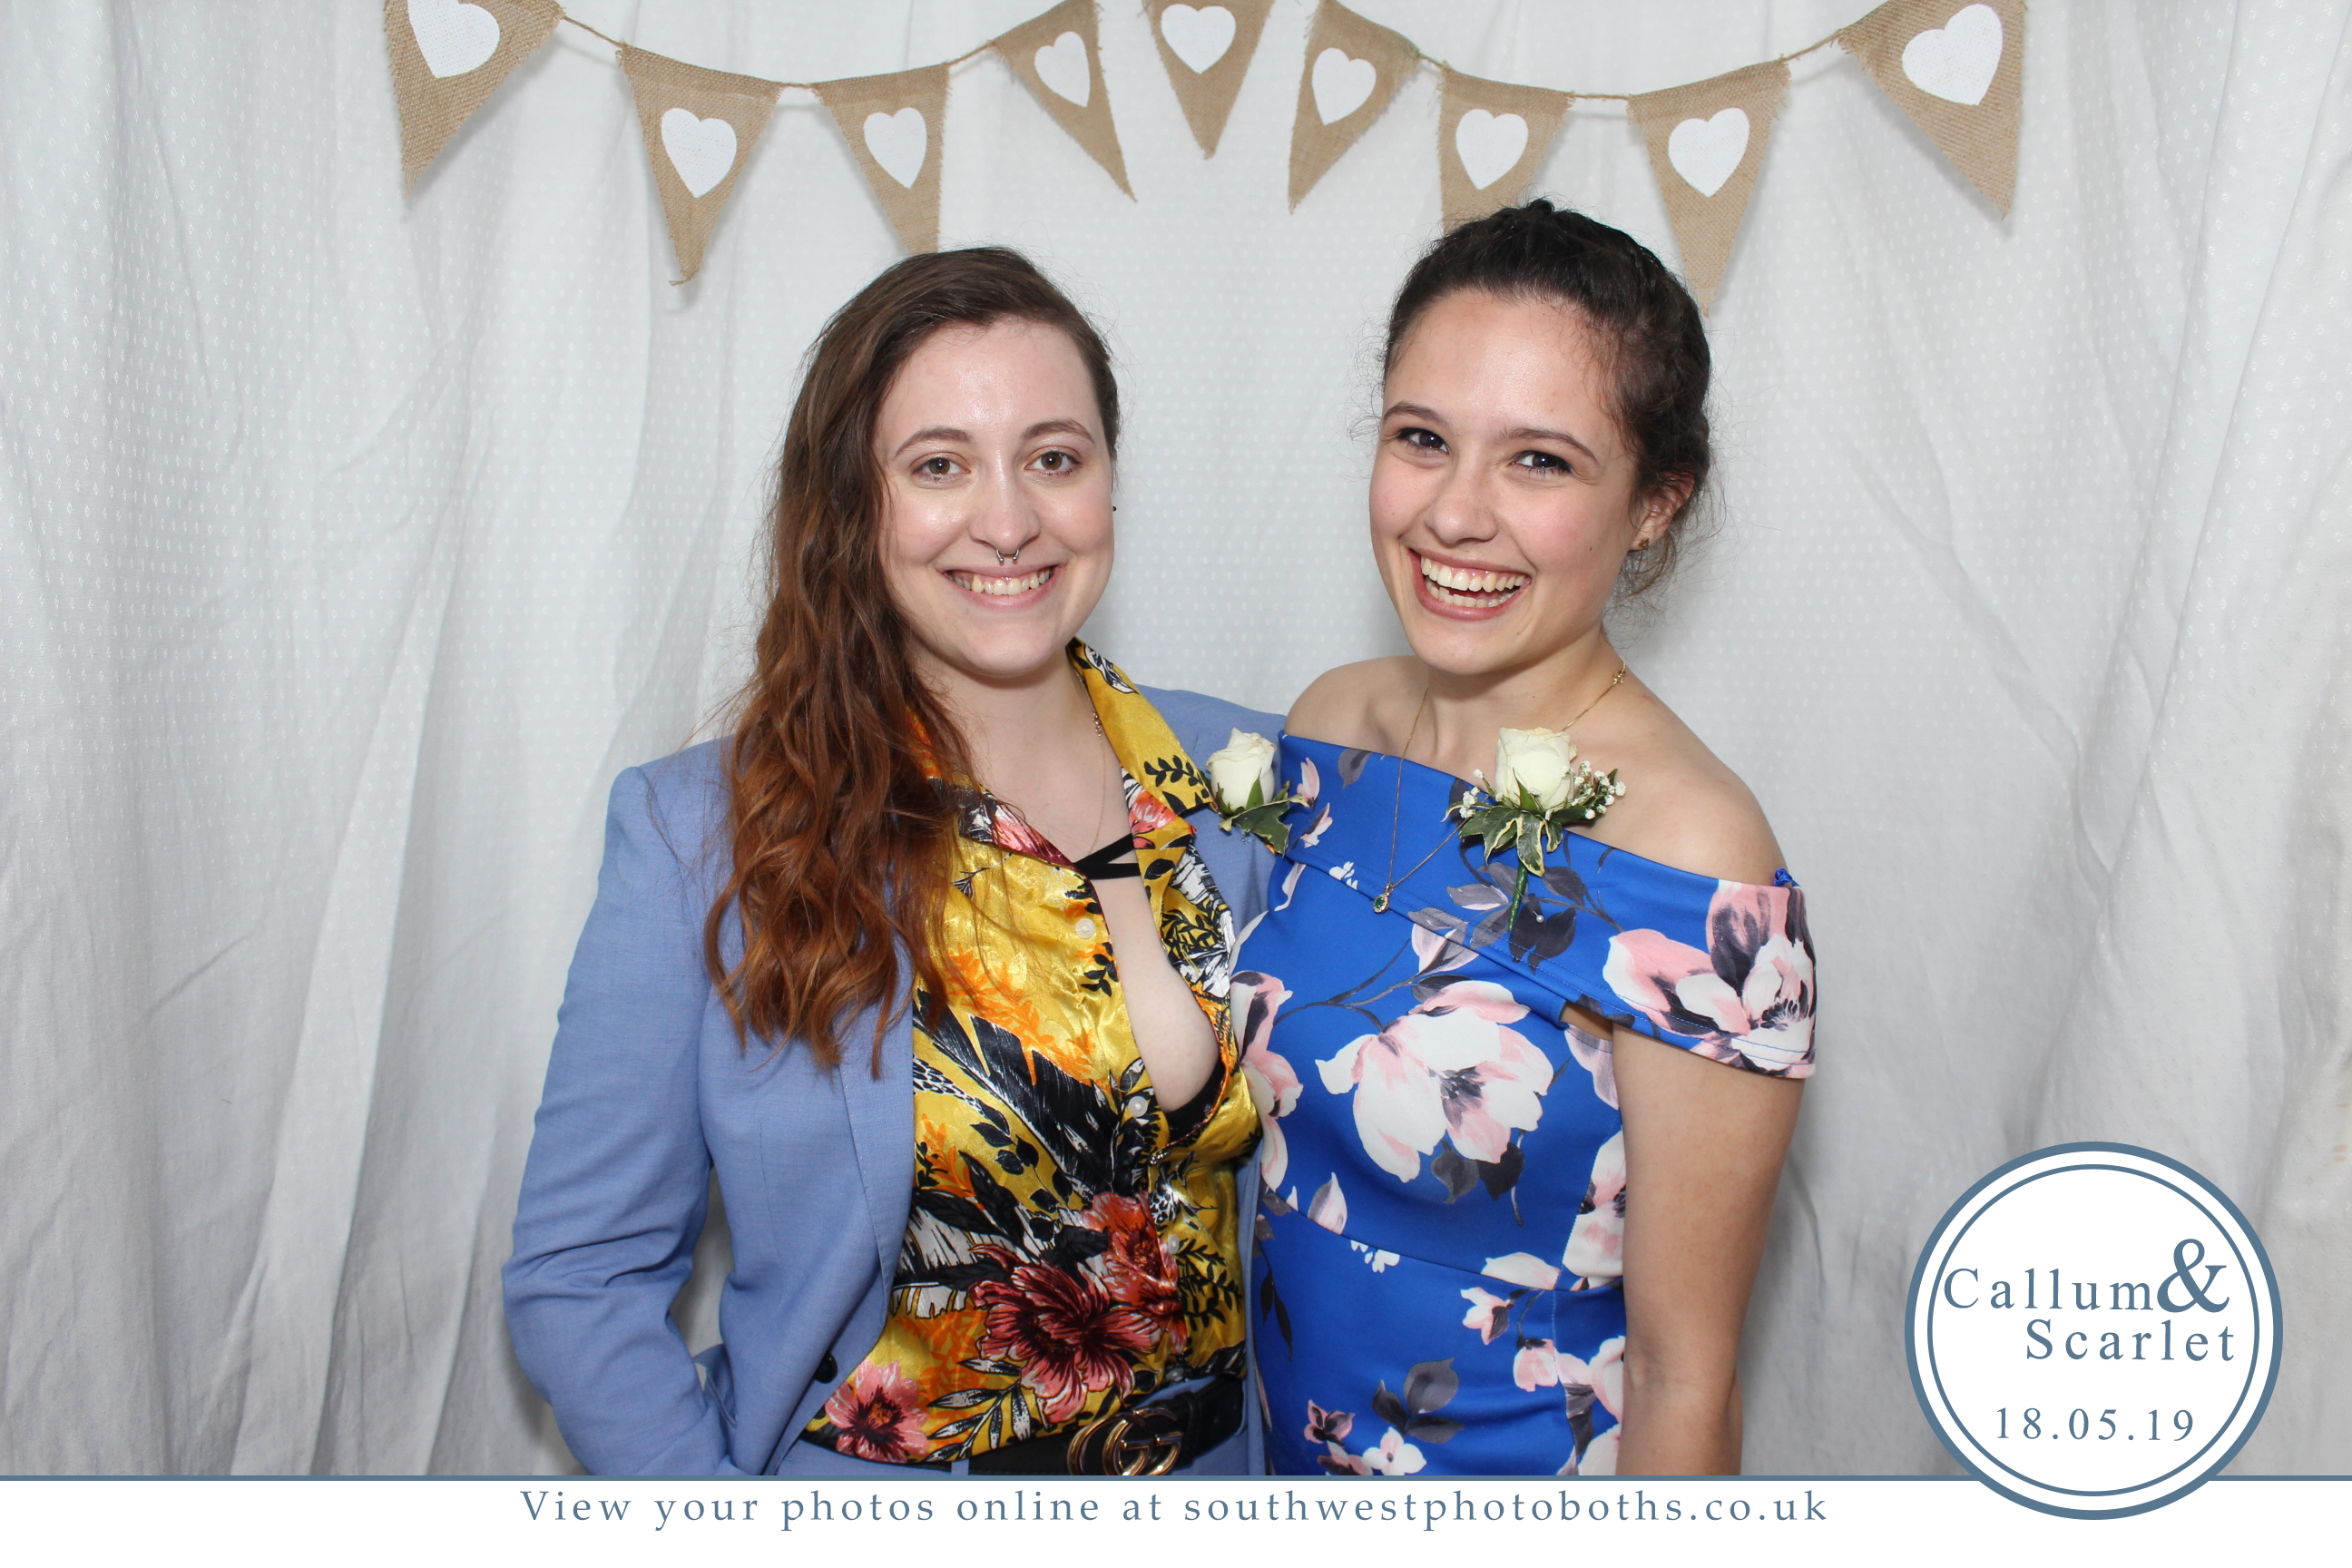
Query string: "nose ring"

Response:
xmin=995 ymin=546 xmax=1020 ymax=565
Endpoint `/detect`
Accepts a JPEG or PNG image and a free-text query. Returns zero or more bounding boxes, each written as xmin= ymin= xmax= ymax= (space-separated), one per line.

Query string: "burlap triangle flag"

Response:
xmin=382 ymin=0 xmax=562 ymax=191
xmin=1143 ymin=0 xmax=1275 ymax=158
xmin=619 ymin=45 xmax=784 ymax=284
xmin=1626 ymin=60 xmax=1788 ymax=312
xmin=992 ymin=0 xmax=1132 ymax=198
xmin=1437 ymin=69 xmax=1572 ymax=230
xmin=1288 ymin=1 xmax=1418 ymax=210
xmin=1839 ymin=0 xmax=2024 ymax=214
xmin=818 ymin=67 xmax=950 ymax=254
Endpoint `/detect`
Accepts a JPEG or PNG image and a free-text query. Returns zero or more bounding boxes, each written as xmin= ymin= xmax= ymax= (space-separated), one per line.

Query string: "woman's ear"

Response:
xmin=1630 ymin=478 xmax=1692 ymax=551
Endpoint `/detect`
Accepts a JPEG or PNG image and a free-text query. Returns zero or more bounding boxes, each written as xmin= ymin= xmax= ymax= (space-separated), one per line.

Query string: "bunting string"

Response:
xmin=384 ymin=0 xmax=2026 ymax=299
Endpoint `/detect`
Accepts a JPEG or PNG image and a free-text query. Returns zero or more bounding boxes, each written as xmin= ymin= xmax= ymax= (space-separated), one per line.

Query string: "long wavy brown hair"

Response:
xmin=707 ymin=249 xmax=1120 ymax=1071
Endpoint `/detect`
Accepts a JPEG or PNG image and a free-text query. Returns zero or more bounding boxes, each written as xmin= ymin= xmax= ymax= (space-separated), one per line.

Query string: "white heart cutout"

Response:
xmin=1033 ymin=31 xmax=1092 ymax=106
xmin=1311 ymin=47 xmax=1377 ymax=125
xmin=661 ymin=108 xmax=738 ymax=199
xmin=1160 ymin=5 xmax=1237 ymax=74
xmin=407 ymin=0 xmax=499 ymax=79
xmin=862 ymin=108 xmax=927 ymax=189
xmin=1902 ymin=3 xmax=2003 ymax=106
xmin=1454 ymin=109 xmax=1529 ymax=191
xmin=1666 ymin=107 xmax=1749 ymax=199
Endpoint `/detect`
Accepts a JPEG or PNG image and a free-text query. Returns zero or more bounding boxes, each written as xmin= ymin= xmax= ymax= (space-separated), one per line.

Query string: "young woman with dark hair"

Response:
xmin=1238 ymin=201 xmax=1815 ymax=1476
xmin=505 ymin=248 xmax=1275 ymax=1477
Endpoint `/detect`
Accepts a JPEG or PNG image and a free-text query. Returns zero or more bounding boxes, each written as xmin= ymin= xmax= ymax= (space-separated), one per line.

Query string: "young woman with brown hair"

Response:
xmin=1238 ymin=202 xmax=1813 ymax=1476
xmin=505 ymin=249 xmax=1276 ymax=1476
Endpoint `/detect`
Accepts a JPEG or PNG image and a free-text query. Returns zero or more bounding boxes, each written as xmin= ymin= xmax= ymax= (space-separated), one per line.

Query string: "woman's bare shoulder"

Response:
xmin=1286 ymin=658 xmax=1424 ymax=750
xmin=1587 ymin=691 xmax=1786 ymax=886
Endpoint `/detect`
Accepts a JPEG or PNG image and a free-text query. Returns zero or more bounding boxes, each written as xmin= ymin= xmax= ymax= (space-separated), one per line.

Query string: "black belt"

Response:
xmin=966 ymin=1377 xmax=1244 ymax=1475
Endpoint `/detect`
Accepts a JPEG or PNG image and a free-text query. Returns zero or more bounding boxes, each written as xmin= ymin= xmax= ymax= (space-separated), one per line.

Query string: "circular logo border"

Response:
xmin=1904 ymin=1141 xmax=2283 ymax=1519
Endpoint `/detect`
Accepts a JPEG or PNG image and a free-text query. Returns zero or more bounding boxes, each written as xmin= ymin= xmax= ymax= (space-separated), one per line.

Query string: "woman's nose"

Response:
xmin=1423 ymin=463 xmax=1498 ymax=546
xmin=968 ymin=464 xmax=1041 ymax=559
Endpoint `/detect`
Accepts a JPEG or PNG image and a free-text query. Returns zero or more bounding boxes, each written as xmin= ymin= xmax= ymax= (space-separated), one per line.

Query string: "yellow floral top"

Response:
xmin=805 ymin=644 xmax=1260 ymax=1463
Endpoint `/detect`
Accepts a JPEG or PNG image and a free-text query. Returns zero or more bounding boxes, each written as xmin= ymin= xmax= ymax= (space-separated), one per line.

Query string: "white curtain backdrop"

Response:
xmin=5 ymin=0 xmax=2347 ymax=1475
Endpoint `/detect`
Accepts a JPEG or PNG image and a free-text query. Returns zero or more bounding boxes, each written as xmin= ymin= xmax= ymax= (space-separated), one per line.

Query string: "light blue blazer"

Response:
xmin=504 ymin=688 xmax=1280 ymax=1476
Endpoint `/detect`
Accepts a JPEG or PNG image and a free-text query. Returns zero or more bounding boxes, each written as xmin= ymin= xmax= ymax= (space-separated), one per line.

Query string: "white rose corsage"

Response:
xmin=1204 ymin=729 xmax=1300 ymax=853
xmin=1449 ymin=726 xmax=1627 ymax=921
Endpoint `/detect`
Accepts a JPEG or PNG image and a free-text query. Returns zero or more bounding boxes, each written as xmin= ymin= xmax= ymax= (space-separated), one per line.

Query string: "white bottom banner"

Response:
xmin=6 ymin=1475 xmax=2336 ymax=1559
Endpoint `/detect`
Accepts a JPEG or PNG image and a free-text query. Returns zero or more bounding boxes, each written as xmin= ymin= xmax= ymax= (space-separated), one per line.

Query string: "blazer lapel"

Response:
xmin=835 ymin=1000 xmax=916 ymax=1276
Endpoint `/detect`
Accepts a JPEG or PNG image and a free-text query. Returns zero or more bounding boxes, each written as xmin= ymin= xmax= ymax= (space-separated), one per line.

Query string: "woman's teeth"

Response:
xmin=950 ymin=567 xmax=1053 ymax=596
xmin=1420 ymin=557 xmax=1529 ymax=606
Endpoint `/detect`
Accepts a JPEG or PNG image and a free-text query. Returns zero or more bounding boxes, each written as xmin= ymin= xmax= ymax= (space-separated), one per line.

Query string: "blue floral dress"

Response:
xmin=1239 ymin=735 xmax=1816 ymax=1476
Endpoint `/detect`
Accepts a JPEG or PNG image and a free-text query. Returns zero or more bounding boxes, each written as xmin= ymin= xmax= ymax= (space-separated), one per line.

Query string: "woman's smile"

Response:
xmin=945 ymin=564 xmax=1057 ymax=600
xmin=1413 ymin=549 xmax=1531 ymax=614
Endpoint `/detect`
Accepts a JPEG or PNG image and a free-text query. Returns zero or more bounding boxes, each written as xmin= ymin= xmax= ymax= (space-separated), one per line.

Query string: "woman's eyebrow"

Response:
xmin=1502 ymin=425 xmax=1600 ymax=465
xmin=892 ymin=425 xmax=969 ymax=456
xmin=1383 ymin=401 xmax=1443 ymax=425
xmin=1022 ymin=418 xmax=1096 ymax=444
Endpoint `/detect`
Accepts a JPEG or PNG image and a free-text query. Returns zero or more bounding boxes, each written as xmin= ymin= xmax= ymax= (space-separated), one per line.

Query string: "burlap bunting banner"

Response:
xmin=1627 ymin=60 xmax=1788 ymax=313
xmin=1839 ymin=0 xmax=2024 ymax=214
xmin=383 ymin=1 xmax=2031 ymax=306
xmin=619 ymin=46 xmax=783 ymax=284
xmin=1437 ymin=69 xmax=1572 ymax=230
xmin=1287 ymin=1 xmax=1417 ymax=211
xmin=818 ymin=67 xmax=950 ymax=254
xmin=1142 ymin=0 xmax=1274 ymax=158
xmin=992 ymin=0 xmax=1132 ymax=197
xmin=383 ymin=0 xmax=561 ymax=190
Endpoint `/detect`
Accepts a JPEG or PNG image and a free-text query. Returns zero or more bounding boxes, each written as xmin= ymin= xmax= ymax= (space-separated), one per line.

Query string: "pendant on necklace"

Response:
xmin=1371 ymin=891 xmax=1390 ymax=913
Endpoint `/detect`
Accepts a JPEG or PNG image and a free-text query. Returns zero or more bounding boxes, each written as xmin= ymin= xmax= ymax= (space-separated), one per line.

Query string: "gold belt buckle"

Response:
xmin=1065 ymin=1401 xmax=1186 ymax=1476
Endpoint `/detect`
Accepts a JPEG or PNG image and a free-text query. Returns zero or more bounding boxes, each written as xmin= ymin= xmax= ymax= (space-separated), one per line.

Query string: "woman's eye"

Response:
xmin=1034 ymin=448 xmax=1078 ymax=474
xmin=1514 ymin=450 xmax=1573 ymax=475
xmin=1394 ymin=426 xmax=1445 ymax=453
xmin=919 ymin=456 xmax=957 ymax=477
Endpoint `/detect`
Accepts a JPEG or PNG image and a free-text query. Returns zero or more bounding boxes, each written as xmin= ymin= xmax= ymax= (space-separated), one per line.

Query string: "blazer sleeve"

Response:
xmin=503 ymin=761 xmax=749 ymax=1476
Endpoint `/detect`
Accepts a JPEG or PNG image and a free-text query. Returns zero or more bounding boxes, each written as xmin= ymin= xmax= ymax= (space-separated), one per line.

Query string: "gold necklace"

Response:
xmin=1565 ymin=662 xmax=1630 ymax=729
xmin=1369 ymin=689 xmax=1449 ymax=914
xmin=1366 ymin=662 xmax=1629 ymax=915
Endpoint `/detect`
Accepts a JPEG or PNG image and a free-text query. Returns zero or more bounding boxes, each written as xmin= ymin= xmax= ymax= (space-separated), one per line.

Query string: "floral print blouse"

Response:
xmin=1242 ymin=736 xmax=1814 ymax=1476
xmin=804 ymin=644 xmax=1258 ymax=1464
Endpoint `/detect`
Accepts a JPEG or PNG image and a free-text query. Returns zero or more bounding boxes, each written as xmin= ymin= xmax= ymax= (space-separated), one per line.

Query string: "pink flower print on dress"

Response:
xmin=1561 ymin=1132 xmax=1626 ymax=1287
xmin=1459 ymin=1286 xmax=1513 ymax=1344
xmin=1407 ymin=920 xmax=1476 ymax=978
xmin=1232 ymin=971 xmax=1300 ymax=1191
xmin=1362 ymin=1427 xmax=1426 ymax=1474
xmin=1589 ymin=1335 xmax=1625 ymax=1418
xmin=1553 ymin=1335 xmax=1624 ymax=1475
xmin=1315 ymin=982 xmax=1551 ymax=1183
xmin=1125 ymin=785 xmax=1180 ymax=837
xmin=1602 ymin=881 xmax=1815 ymax=1076
xmin=1305 ymin=1400 xmax=1354 ymax=1455
xmin=821 ymin=1361 xmax=928 ymax=1463
xmin=1078 ymin=1192 xmax=1186 ymax=1350
xmin=1514 ymin=1338 xmax=1561 ymax=1392
xmin=1481 ymin=1251 xmax=1561 ymax=1290
xmin=1563 ymin=1016 xmax=1616 ymax=1107
xmin=970 ymin=1249 xmax=1156 ymax=1422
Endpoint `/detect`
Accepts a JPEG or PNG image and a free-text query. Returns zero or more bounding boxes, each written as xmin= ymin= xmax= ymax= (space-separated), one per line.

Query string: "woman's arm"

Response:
xmin=503 ymin=759 xmax=748 ymax=1475
xmin=1611 ymin=1031 xmax=1802 ymax=1475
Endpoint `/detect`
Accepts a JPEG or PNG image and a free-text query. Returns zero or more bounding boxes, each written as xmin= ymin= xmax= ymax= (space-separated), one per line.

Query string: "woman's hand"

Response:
xmin=1611 ymin=1027 xmax=1803 ymax=1475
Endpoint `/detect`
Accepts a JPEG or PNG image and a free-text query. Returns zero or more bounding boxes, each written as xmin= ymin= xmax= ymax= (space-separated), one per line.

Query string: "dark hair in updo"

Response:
xmin=1385 ymin=200 xmax=1710 ymax=598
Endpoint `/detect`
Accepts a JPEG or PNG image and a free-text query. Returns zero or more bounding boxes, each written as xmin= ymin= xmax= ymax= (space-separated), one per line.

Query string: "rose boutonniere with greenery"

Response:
xmin=1204 ymin=729 xmax=1300 ymax=853
xmin=1449 ymin=726 xmax=1626 ymax=921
